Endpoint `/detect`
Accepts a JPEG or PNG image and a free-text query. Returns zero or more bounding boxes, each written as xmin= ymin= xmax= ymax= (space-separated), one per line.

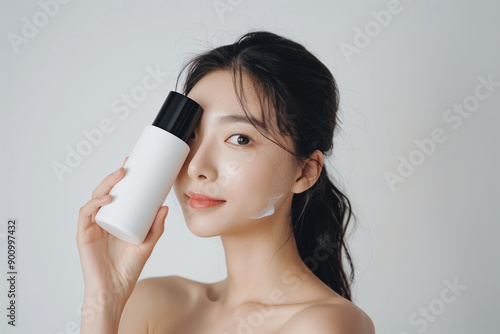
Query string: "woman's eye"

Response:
xmin=227 ymin=134 xmax=253 ymax=146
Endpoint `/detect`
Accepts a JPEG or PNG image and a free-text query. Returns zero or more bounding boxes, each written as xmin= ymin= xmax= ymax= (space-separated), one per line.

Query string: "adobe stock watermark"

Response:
xmin=399 ymin=276 xmax=467 ymax=334
xmin=7 ymin=0 xmax=73 ymax=54
xmin=385 ymin=73 xmax=499 ymax=191
xmin=213 ymin=0 xmax=243 ymax=21
xmin=340 ymin=0 xmax=414 ymax=64
xmin=51 ymin=65 xmax=170 ymax=183
xmin=223 ymin=237 xmax=340 ymax=334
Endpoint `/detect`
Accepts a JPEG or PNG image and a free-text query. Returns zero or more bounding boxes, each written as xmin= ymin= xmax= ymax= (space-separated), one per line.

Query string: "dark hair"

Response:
xmin=175 ymin=31 xmax=357 ymax=301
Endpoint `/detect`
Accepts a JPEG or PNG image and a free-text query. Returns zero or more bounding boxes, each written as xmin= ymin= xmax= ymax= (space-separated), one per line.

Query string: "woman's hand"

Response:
xmin=76 ymin=156 xmax=169 ymax=304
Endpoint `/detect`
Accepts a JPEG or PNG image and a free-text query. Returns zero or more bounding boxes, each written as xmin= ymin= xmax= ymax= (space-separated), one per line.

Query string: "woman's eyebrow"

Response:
xmin=218 ymin=114 xmax=257 ymax=125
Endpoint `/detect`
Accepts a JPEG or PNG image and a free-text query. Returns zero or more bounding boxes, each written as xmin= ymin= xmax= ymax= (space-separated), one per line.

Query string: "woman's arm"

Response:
xmin=79 ymin=279 xmax=157 ymax=334
xmin=76 ymin=156 xmax=169 ymax=334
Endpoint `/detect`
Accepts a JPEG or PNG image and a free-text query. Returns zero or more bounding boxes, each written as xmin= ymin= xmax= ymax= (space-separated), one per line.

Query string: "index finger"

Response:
xmin=90 ymin=156 xmax=129 ymax=199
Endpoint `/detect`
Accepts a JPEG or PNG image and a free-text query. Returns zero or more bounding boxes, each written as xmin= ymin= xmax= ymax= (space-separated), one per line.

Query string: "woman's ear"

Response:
xmin=291 ymin=150 xmax=324 ymax=194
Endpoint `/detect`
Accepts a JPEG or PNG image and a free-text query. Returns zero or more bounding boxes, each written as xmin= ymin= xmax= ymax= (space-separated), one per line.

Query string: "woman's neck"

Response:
xmin=213 ymin=212 xmax=322 ymax=309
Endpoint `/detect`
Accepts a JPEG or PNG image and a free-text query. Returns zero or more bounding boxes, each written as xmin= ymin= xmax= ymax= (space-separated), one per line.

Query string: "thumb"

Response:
xmin=140 ymin=206 xmax=169 ymax=252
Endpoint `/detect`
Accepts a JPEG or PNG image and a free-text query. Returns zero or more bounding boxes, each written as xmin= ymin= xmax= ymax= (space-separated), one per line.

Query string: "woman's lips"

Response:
xmin=186 ymin=191 xmax=226 ymax=209
xmin=188 ymin=198 xmax=226 ymax=209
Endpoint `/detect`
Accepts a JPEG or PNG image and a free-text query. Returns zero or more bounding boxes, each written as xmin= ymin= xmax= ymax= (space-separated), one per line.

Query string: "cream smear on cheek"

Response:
xmin=248 ymin=194 xmax=285 ymax=219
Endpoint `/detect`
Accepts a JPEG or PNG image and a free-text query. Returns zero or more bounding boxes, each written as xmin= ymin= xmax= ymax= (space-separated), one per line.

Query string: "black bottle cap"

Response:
xmin=152 ymin=91 xmax=203 ymax=143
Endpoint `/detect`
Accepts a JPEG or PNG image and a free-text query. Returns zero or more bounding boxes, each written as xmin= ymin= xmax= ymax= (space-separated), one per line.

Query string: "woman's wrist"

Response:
xmin=81 ymin=293 xmax=128 ymax=334
xmin=80 ymin=303 xmax=123 ymax=334
xmin=82 ymin=281 xmax=131 ymax=307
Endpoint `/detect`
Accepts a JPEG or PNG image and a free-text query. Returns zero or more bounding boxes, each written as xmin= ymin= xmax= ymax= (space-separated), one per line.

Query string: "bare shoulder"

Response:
xmin=118 ymin=275 xmax=202 ymax=333
xmin=135 ymin=274 xmax=200 ymax=302
xmin=279 ymin=299 xmax=375 ymax=334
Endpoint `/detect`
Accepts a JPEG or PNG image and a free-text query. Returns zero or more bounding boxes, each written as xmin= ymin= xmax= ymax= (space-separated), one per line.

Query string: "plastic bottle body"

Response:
xmin=95 ymin=124 xmax=189 ymax=245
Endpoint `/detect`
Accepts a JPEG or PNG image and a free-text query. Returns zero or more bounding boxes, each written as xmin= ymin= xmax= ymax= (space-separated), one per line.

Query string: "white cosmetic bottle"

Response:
xmin=95 ymin=91 xmax=203 ymax=245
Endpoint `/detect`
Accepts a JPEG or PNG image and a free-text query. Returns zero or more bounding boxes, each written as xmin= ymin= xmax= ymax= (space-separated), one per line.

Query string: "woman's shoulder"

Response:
xmin=123 ymin=275 xmax=203 ymax=331
xmin=279 ymin=295 xmax=375 ymax=334
xmin=135 ymin=274 xmax=203 ymax=308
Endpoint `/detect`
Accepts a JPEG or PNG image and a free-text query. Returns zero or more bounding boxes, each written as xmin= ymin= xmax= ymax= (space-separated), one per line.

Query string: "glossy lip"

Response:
xmin=186 ymin=191 xmax=226 ymax=209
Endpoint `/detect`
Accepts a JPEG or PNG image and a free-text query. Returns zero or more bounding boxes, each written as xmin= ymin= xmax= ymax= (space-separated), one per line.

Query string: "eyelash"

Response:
xmin=189 ymin=132 xmax=254 ymax=147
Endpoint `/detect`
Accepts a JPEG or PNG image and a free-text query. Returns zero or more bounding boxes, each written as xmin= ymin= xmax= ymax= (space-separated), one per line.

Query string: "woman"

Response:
xmin=77 ymin=31 xmax=375 ymax=333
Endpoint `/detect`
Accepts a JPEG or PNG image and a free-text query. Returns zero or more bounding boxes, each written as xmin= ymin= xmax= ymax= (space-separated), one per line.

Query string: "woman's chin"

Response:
xmin=185 ymin=219 xmax=225 ymax=238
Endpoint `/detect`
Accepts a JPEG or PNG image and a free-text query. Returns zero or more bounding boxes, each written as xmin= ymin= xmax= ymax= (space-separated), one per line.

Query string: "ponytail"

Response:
xmin=291 ymin=167 xmax=356 ymax=301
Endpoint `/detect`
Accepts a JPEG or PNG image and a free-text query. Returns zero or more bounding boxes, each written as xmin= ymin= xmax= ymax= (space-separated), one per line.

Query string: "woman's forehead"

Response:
xmin=187 ymin=70 xmax=266 ymax=123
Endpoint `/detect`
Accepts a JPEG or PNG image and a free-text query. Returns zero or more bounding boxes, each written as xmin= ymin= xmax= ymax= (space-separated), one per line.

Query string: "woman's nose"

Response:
xmin=186 ymin=137 xmax=218 ymax=182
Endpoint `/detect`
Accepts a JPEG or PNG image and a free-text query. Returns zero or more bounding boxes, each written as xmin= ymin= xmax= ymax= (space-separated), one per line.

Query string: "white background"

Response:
xmin=1 ymin=0 xmax=499 ymax=333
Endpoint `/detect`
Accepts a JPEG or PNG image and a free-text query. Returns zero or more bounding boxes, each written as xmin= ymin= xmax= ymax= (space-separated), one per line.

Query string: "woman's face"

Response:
xmin=173 ymin=70 xmax=300 ymax=237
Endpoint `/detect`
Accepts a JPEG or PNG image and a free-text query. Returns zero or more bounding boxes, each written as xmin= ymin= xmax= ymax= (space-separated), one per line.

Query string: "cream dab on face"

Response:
xmin=248 ymin=194 xmax=285 ymax=219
